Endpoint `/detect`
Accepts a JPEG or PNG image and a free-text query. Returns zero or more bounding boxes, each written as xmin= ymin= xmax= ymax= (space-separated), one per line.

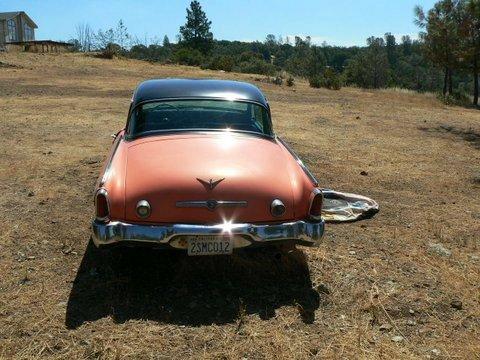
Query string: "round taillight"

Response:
xmin=271 ymin=199 xmax=286 ymax=217
xmin=309 ymin=189 xmax=323 ymax=220
xmin=95 ymin=189 xmax=110 ymax=222
xmin=136 ymin=200 xmax=151 ymax=218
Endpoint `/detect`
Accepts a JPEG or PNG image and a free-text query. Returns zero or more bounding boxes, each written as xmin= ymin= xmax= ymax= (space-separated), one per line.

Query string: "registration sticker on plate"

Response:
xmin=187 ymin=235 xmax=233 ymax=256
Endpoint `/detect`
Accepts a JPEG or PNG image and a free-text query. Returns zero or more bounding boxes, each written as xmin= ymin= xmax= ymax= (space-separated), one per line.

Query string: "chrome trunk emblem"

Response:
xmin=206 ymin=200 xmax=218 ymax=210
xmin=196 ymin=177 xmax=225 ymax=190
xmin=176 ymin=200 xmax=247 ymax=211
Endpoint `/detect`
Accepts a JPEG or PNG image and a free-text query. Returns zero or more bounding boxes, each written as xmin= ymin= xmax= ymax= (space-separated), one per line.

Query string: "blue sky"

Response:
xmin=4 ymin=0 xmax=437 ymax=46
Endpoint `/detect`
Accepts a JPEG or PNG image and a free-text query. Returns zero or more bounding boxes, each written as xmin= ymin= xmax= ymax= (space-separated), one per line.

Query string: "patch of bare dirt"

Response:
xmin=420 ymin=124 xmax=480 ymax=149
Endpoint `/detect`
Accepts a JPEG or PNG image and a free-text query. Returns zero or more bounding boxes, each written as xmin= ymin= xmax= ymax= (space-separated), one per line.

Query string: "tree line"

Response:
xmin=415 ymin=0 xmax=480 ymax=105
xmin=70 ymin=0 xmax=479 ymax=107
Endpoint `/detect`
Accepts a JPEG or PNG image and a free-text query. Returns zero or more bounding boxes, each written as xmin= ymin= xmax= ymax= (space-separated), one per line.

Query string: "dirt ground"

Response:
xmin=0 ymin=53 xmax=479 ymax=359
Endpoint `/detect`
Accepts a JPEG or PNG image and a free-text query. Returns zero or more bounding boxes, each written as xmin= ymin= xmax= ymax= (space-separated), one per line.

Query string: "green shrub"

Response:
xmin=98 ymin=43 xmax=122 ymax=59
xmin=128 ymin=44 xmax=171 ymax=63
xmin=234 ymin=58 xmax=276 ymax=76
xmin=437 ymin=91 xmax=471 ymax=106
xmin=201 ymin=55 xmax=234 ymax=72
xmin=238 ymin=51 xmax=263 ymax=63
xmin=173 ymin=48 xmax=204 ymax=66
xmin=323 ymin=68 xmax=342 ymax=90
xmin=308 ymin=74 xmax=324 ymax=88
xmin=272 ymin=75 xmax=283 ymax=85
xmin=128 ymin=44 xmax=149 ymax=60
xmin=286 ymin=76 xmax=295 ymax=87
xmin=309 ymin=68 xmax=342 ymax=90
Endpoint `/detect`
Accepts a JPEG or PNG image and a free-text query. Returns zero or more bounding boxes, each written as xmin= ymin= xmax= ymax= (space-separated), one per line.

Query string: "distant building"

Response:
xmin=0 ymin=11 xmax=72 ymax=52
xmin=0 ymin=11 xmax=37 ymax=44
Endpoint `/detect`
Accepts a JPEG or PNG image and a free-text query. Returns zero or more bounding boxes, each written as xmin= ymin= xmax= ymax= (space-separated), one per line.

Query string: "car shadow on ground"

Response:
xmin=65 ymin=240 xmax=321 ymax=329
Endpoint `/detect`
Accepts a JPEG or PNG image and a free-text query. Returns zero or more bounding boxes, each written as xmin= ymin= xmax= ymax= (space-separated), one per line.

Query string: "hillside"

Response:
xmin=0 ymin=52 xmax=479 ymax=359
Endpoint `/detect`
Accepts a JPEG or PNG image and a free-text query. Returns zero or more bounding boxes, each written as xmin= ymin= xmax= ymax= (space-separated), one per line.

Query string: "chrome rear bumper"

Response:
xmin=91 ymin=219 xmax=325 ymax=249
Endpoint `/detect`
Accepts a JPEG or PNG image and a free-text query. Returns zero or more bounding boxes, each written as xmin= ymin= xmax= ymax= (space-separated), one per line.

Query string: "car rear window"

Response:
xmin=127 ymin=99 xmax=273 ymax=138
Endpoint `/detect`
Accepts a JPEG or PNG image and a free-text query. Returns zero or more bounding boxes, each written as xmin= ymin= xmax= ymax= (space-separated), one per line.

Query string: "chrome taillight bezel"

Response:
xmin=94 ymin=188 xmax=110 ymax=222
xmin=308 ymin=188 xmax=323 ymax=221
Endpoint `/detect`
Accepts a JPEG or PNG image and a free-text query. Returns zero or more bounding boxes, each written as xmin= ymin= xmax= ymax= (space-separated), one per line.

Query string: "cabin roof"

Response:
xmin=0 ymin=11 xmax=38 ymax=28
xmin=132 ymin=79 xmax=269 ymax=108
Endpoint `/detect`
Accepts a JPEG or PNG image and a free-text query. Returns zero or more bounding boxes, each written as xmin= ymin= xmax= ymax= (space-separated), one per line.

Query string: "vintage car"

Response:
xmin=91 ymin=79 xmax=325 ymax=255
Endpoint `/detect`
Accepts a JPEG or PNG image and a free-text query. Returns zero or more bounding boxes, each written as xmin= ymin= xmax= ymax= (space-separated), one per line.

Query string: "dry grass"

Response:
xmin=0 ymin=52 xmax=479 ymax=359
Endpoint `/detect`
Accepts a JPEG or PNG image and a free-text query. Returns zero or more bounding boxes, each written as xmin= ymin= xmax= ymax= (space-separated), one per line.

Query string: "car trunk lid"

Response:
xmin=124 ymin=132 xmax=295 ymax=224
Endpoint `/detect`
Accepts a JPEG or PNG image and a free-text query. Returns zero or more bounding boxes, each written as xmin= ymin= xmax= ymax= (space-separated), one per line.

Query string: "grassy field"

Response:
xmin=0 ymin=52 xmax=479 ymax=359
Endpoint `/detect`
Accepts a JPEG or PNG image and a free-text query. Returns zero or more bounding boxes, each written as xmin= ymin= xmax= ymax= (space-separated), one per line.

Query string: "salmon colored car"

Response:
xmin=91 ymin=79 xmax=325 ymax=255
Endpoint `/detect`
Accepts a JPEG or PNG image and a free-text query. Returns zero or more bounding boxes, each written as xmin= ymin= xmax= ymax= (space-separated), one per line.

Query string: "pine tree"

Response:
xmin=458 ymin=0 xmax=480 ymax=105
xmin=401 ymin=35 xmax=413 ymax=56
xmin=345 ymin=37 xmax=391 ymax=88
xmin=179 ymin=1 xmax=213 ymax=54
xmin=163 ymin=35 xmax=170 ymax=47
xmin=384 ymin=33 xmax=398 ymax=67
xmin=415 ymin=0 xmax=461 ymax=95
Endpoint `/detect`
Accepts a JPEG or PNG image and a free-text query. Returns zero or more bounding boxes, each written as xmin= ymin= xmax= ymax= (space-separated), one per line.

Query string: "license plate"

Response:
xmin=187 ymin=235 xmax=233 ymax=256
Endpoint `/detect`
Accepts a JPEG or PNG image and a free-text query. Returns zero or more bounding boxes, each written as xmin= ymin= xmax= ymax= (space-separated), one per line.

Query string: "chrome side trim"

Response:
xmin=176 ymin=200 xmax=248 ymax=211
xmin=276 ymin=137 xmax=319 ymax=187
xmin=91 ymin=219 xmax=325 ymax=248
xmin=99 ymin=135 xmax=122 ymax=187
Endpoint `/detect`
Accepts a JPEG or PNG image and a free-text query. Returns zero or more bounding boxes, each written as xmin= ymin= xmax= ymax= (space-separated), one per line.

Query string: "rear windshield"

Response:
xmin=127 ymin=99 xmax=272 ymax=138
